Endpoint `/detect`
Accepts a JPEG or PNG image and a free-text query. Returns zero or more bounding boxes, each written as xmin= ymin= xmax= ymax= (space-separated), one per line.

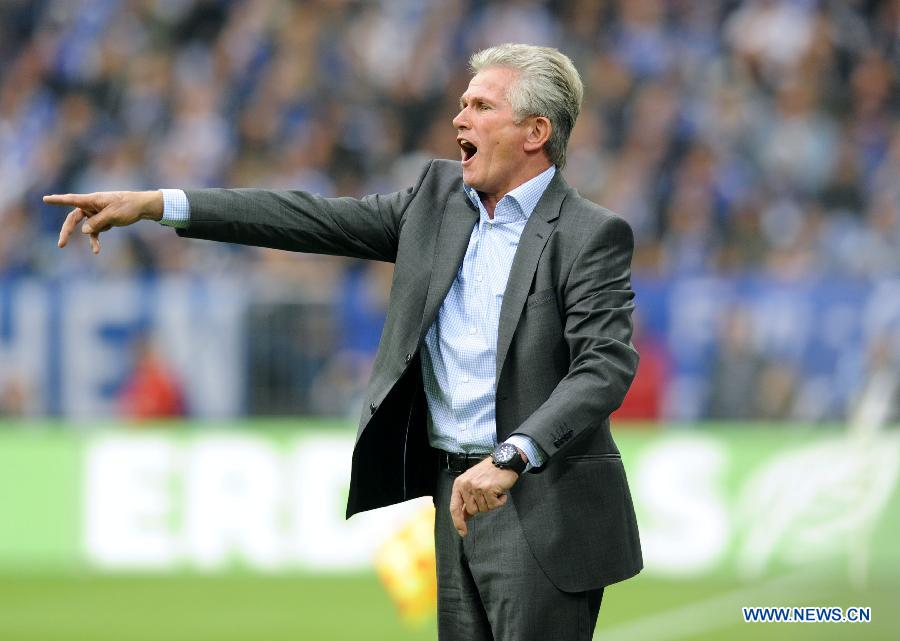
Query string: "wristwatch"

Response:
xmin=491 ymin=443 xmax=527 ymax=474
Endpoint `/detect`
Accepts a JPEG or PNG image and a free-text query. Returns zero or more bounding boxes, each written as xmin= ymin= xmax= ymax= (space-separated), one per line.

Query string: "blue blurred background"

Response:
xmin=1 ymin=0 xmax=898 ymax=424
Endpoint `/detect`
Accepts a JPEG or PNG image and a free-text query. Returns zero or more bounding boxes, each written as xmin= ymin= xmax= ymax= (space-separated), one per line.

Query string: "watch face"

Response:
xmin=494 ymin=443 xmax=516 ymax=464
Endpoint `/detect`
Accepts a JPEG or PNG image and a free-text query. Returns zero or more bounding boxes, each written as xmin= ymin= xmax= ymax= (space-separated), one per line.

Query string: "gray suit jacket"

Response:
xmin=179 ymin=159 xmax=642 ymax=591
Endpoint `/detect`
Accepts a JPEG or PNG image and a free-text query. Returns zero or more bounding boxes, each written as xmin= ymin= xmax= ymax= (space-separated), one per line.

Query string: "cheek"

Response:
xmin=490 ymin=138 xmax=518 ymax=165
xmin=479 ymin=136 xmax=507 ymax=163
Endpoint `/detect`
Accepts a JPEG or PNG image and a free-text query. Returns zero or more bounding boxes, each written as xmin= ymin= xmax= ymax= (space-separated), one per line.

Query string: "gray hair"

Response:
xmin=469 ymin=43 xmax=583 ymax=169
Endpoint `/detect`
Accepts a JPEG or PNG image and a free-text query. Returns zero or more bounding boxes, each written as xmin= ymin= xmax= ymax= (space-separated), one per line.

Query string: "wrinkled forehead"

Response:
xmin=459 ymin=67 xmax=518 ymax=108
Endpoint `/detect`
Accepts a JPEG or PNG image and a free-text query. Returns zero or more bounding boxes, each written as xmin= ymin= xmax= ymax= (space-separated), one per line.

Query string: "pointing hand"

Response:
xmin=43 ymin=190 xmax=164 ymax=254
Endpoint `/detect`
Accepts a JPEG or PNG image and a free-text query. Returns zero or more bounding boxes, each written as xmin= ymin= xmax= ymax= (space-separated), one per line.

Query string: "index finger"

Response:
xmin=449 ymin=490 xmax=468 ymax=537
xmin=43 ymin=193 xmax=96 ymax=209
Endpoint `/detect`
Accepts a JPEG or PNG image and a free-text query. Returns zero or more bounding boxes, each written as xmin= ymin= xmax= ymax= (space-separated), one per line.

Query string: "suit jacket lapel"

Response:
xmin=419 ymin=187 xmax=478 ymax=341
xmin=495 ymin=172 xmax=568 ymax=377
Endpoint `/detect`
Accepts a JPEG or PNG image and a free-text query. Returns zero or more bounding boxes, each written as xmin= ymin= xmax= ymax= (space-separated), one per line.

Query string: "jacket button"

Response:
xmin=369 ymin=402 xmax=377 ymax=414
xmin=405 ymin=353 xmax=412 ymax=364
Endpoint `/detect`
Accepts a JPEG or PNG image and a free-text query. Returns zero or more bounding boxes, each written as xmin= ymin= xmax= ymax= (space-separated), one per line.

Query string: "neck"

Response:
xmin=478 ymin=161 xmax=553 ymax=218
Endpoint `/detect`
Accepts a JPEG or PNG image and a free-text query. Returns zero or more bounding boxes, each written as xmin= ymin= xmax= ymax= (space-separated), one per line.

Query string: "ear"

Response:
xmin=523 ymin=116 xmax=552 ymax=153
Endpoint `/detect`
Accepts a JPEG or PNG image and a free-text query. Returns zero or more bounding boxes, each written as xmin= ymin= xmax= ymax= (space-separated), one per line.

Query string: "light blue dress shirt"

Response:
xmin=421 ymin=167 xmax=555 ymax=470
xmin=159 ymin=165 xmax=555 ymax=469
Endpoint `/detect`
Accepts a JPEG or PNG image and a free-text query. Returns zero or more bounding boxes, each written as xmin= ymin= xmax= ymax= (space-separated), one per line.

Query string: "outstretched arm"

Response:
xmin=46 ymin=160 xmax=435 ymax=262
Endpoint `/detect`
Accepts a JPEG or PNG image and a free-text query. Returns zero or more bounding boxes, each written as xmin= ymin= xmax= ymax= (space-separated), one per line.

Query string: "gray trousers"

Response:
xmin=434 ymin=468 xmax=604 ymax=641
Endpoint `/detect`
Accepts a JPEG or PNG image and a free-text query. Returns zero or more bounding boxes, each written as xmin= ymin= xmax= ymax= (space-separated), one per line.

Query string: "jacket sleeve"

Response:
xmin=512 ymin=214 xmax=639 ymax=464
xmin=176 ymin=161 xmax=434 ymax=263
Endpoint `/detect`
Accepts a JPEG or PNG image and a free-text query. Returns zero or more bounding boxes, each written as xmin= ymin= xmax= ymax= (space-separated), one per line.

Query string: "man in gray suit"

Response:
xmin=47 ymin=43 xmax=641 ymax=640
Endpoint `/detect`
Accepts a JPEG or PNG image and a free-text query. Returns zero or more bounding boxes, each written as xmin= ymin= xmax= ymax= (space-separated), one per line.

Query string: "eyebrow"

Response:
xmin=459 ymin=95 xmax=491 ymax=109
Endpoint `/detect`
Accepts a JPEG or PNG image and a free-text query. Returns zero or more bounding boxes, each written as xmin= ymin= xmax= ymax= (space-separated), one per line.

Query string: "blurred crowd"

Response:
xmin=2 ymin=0 xmax=899 ymax=423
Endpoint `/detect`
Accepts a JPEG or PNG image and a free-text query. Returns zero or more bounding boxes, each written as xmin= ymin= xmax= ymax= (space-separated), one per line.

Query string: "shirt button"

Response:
xmin=405 ymin=353 xmax=412 ymax=364
xmin=460 ymin=425 xmax=467 ymax=431
xmin=463 ymin=376 xmax=470 ymax=383
xmin=469 ymin=326 xmax=476 ymax=334
xmin=476 ymin=274 xmax=483 ymax=282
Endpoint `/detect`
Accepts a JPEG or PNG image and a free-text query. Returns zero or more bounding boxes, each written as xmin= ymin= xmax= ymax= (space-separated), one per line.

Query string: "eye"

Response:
xmin=478 ymin=102 xmax=490 ymax=111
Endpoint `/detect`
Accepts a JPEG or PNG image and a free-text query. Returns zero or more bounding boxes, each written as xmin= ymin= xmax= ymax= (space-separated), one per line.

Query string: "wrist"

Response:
xmin=504 ymin=435 xmax=545 ymax=471
xmin=140 ymin=191 xmax=164 ymax=222
xmin=514 ymin=446 xmax=528 ymax=465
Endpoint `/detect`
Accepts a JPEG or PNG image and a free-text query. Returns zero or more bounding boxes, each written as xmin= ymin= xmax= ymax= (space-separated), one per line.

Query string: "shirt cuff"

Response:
xmin=505 ymin=434 xmax=547 ymax=472
xmin=159 ymin=189 xmax=190 ymax=228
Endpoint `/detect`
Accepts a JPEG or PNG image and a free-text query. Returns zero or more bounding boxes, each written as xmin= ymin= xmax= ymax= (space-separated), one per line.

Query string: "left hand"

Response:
xmin=449 ymin=455 xmax=523 ymax=537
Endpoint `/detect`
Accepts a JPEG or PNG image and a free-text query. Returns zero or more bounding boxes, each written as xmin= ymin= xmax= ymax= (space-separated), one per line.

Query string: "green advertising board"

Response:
xmin=0 ymin=424 xmax=898 ymax=583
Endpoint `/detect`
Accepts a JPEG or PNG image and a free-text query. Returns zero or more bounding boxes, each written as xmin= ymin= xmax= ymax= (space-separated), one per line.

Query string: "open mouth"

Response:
xmin=458 ymin=137 xmax=478 ymax=164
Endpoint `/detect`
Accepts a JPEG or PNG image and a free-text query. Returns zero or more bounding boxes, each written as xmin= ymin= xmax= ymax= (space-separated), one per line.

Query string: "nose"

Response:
xmin=452 ymin=106 xmax=468 ymax=130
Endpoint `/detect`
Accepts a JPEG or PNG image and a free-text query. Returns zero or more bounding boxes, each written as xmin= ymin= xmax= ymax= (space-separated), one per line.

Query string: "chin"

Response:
xmin=461 ymin=168 xmax=484 ymax=189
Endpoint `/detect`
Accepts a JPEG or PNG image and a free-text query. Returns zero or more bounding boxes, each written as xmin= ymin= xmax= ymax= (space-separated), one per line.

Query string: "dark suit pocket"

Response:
xmin=526 ymin=288 xmax=556 ymax=309
xmin=565 ymin=453 xmax=622 ymax=462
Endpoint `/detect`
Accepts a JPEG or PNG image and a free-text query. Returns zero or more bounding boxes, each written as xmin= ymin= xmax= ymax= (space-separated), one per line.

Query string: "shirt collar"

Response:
xmin=464 ymin=165 xmax=556 ymax=224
